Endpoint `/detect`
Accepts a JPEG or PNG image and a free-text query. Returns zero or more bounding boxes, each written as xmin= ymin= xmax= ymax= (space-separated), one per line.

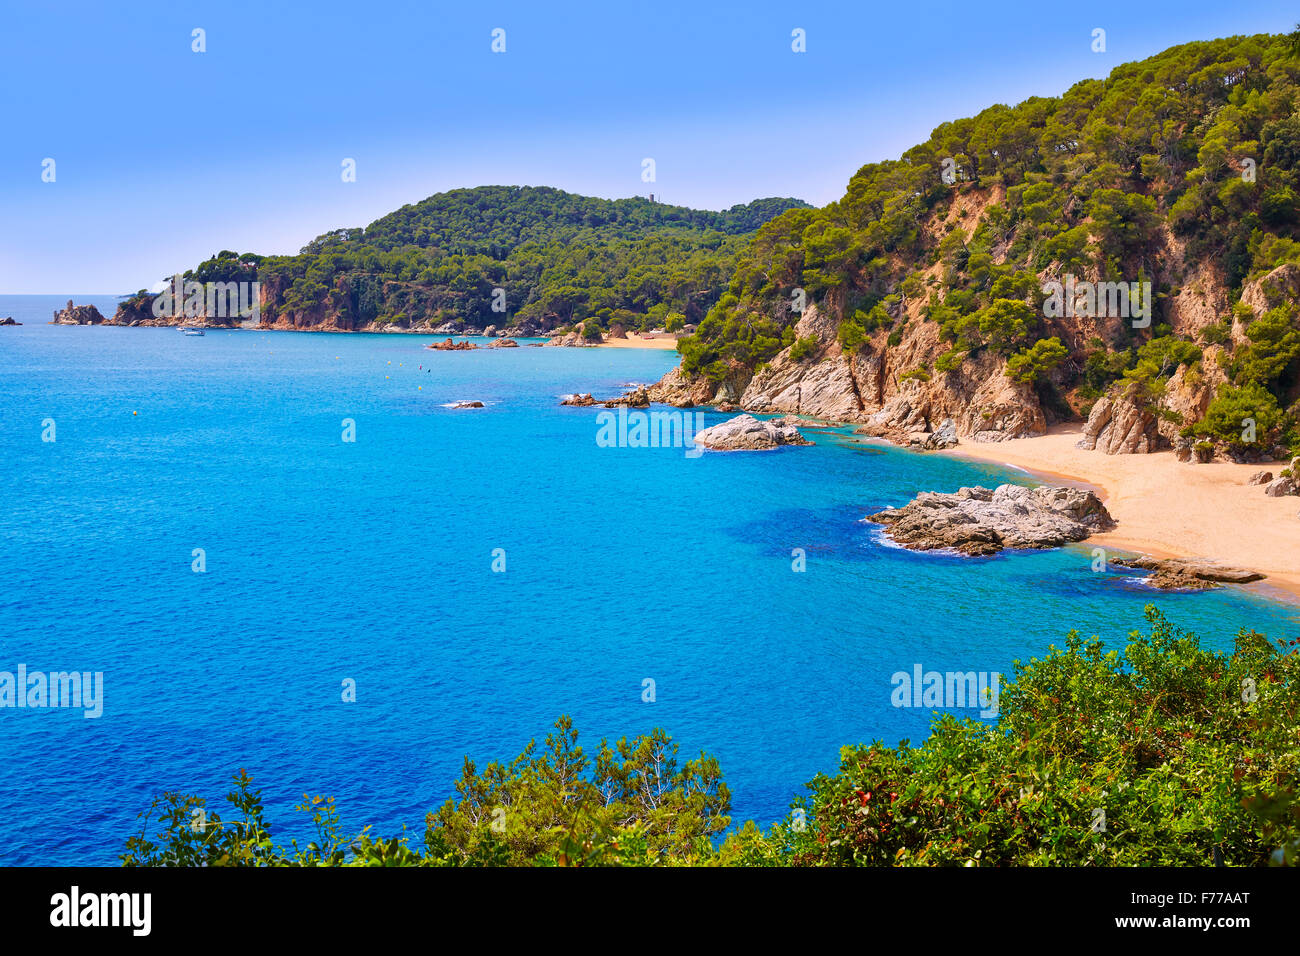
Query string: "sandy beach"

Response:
xmin=597 ymin=333 xmax=678 ymax=350
xmin=940 ymin=425 xmax=1300 ymax=604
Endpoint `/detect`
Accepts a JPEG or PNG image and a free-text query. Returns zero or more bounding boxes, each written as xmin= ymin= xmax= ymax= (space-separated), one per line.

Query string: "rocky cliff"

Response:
xmin=51 ymin=300 xmax=106 ymax=325
xmin=648 ymin=299 xmax=1046 ymax=442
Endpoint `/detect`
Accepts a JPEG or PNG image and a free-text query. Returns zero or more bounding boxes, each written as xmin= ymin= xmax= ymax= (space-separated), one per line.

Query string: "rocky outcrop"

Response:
xmin=651 ymin=304 xmax=1045 ymax=444
xmin=646 ymin=365 xmax=717 ymax=408
xmin=1247 ymin=471 xmax=1274 ymax=485
xmin=449 ymin=400 xmax=485 ymax=409
xmin=1077 ymin=394 xmax=1163 ymax=454
xmin=867 ymin=484 xmax=1115 ymax=556
xmin=740 ymin=307 xmax=872 ymax=420
xmin=0 ymin=316 xmax=19 ymax=326
xmin=692 ymin=414 xmax=812 ymax=451
xmin=1264 ymin=477 xmax=1298 ymax=497
xmin=561 ymin=386 xmax=652 ymax=408
xmin=1110 ymin=556 xmax=1266 ymax=590
xmin=546 ymin=330 xmax=596 ymax=347
xmin=926 ymin=418 xmax=959 ymax=449
xmin=487 ymin=338 xmax=519 ymax=348
xmin=885 ymin=415 xmax=962 ymax=450
xmin=1239 ymin=262 xmax=1300 ymax=317
xmin=602 ymin=386 xmax=650 ymax=409
xmin=51 ymin=300 xmax=106 ymax=325
xmin=427 ymin=338 xmax=478 ymax=351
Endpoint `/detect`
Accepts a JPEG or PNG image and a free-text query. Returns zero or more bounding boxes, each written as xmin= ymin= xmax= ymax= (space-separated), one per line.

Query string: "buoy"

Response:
xmin=133 ymin=411 xmax=138 ymax=416
xmin=418 ymin=386 xmax=422 ymax=390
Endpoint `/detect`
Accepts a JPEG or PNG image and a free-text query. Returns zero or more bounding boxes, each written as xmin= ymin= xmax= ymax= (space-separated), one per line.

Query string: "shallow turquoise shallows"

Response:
xmin=2 ymin=294 xmax=1298 ymax=865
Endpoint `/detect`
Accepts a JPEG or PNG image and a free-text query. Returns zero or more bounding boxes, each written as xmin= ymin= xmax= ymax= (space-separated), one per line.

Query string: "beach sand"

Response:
xmin=597 ymin=334 xmax=678 ymax=350
xmin=939 ymin=425 xmax=1300 ymax=603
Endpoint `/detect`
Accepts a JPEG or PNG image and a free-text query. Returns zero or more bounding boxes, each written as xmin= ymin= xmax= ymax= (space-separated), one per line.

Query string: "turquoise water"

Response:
xmin=2 ymin=294 xmax=1298 ymax=865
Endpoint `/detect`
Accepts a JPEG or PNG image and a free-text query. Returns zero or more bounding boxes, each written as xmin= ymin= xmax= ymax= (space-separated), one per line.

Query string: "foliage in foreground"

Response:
xmin=123 ymin=608 xmax=1299 ymax=866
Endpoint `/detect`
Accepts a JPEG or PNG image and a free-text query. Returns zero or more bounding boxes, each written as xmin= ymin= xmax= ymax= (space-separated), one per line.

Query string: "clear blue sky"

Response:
xmin=1 ymin=0 xmax=1294 ymax=292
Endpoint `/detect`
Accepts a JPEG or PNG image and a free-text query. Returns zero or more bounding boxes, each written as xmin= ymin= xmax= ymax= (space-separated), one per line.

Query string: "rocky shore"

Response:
xmin=867 ymin=484 xmax=1115 ymax=556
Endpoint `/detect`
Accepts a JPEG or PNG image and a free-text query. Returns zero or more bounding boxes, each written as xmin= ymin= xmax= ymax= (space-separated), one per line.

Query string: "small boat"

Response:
xmin=180 ymin=326 xmax=205 ymax=336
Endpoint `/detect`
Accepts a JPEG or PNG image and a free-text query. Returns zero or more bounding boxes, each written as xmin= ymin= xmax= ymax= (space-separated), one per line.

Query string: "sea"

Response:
xmin=2 ymin=293 xmax=1297 ymax=865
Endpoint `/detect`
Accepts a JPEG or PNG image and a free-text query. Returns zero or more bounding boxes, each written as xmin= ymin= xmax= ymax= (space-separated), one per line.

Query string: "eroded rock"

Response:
xmin=866 ymin=484 xmax=1115 ymax=556
xmin=1077 ymin=395 xmax=1162 ymax=454
xmin=51 ymin=300 xmax=106 ymax=325
xmin=1264 ymin=477 xmax=1298 ymax=497
xmin=692 ymin=414 xmax=812 ymax=451
xmin=428 ymin=338 xmax=478 ymax=351
xmin=1110 ymin=556 xmax=1265 ymax=590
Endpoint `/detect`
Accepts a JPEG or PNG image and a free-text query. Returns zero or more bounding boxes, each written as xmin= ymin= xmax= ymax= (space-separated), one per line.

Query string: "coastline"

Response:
xmin=938 ymin=425 xmax=1300 ymax=604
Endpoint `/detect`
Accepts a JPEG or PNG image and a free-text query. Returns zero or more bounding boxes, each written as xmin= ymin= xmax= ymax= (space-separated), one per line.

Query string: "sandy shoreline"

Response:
xmin=596 ymin=334 xmax=678 ymax=350
xmin=937 ymin=425 xmax=1300 ymax=604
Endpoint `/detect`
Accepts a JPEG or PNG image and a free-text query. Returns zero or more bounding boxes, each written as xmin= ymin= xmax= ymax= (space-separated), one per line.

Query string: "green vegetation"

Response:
xmin=1006 ymin=337 xmax=1068 ymax=384
xmin=179 ymin=188 xmax=808 ymax=332
xmin=1188 ymin=381 xmax=1288 ymax=453
xmin=122 ymin=609 xmax=1299 ymax=867
xmin=789 ymin=334 xmax=820 ymax=362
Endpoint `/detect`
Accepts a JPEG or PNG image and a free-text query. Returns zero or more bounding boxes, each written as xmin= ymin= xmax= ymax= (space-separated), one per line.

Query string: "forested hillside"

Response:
xmin=668 ymin=32 xmax=1300 ymax=456
xmin=162 ymin=188 xmax=809 ymax=334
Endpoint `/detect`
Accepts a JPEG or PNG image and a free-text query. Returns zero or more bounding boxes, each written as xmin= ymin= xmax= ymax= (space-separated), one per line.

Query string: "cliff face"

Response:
xmin=648 ymin=301 xmax=1047 ymax=439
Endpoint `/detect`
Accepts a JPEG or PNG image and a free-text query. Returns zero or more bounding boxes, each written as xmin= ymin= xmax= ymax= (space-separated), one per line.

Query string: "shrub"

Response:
xmin=935 ymin=349 xmax=966 ymax=374
xmin=790 ymin=334 xmax=820 ymax=362
xmin=1006 ymin=337 xmax=1068 ymax=384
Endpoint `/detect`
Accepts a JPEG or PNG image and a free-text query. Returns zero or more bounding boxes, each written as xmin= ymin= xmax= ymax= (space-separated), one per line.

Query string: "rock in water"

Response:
xmin=1109 ymin=556 xmax=1265 ymax=590
xmin=449 ymin=400 xmax=485 ymax=409
xmin=601 ymin=386 xmax=651 ymax=408
xmin=692 ymin=414 xmax=812 ymax=451
xmin=487 ymin=338 xmax=519 ymax=348
xmin=866 ymin=484 xmax=1115 ymax=555
xmin=428 ymin=338 xmax=478 ymax=351
xmin=51 ymin=300 xmax=106 ymax=325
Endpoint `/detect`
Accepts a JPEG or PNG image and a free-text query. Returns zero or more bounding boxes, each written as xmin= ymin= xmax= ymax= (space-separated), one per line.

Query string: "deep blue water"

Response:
xmin=2 ymin=293 xmax=1298 ymax=865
